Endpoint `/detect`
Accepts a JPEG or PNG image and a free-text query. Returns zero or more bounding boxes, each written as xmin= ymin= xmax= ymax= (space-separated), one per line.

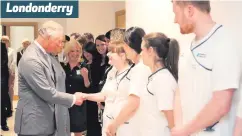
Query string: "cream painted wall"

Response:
xmin=1 ymin=18 xmax=67 ymax=32
xmin=66 ymin=1 xmax=125 ymax=37
xmin=113 ymin=1 xmax=125 ymax=12
xmin=10 ymin=26 xmax=35 ymax=95
xmin=10 ymin=26 xmax=35 ymax=50
xmin=126 ymin=0 xmax=242 ymax=52
xmin=1 ymin=1 xmax=125 ymax=38
xmin=126 ymin=0 xmax=242 ymax=80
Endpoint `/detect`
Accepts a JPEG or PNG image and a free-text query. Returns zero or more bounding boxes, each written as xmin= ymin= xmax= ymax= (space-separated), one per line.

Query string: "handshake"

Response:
xmin=73 ymin=92 xmax=88 ymax=106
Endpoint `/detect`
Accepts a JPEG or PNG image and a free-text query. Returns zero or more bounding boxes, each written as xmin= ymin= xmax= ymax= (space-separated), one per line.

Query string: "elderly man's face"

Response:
xmin=48 ymin=36 xmax=65 ymax=55
xmin=22 ymin=42 xmax=31 ymax=48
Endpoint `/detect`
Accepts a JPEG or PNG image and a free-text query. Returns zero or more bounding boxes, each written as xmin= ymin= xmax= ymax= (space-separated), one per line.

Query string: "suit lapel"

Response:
xmin=33 ymin=43 xmax=55 ymax=85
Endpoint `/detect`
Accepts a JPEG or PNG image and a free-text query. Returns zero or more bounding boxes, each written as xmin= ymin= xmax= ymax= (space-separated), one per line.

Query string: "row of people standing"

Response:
xmin=78 ymin=2 xmax=242 ymax=135
xmin=60 ymin=33 xmax=112 ymax=136
xmin=81 ymin=27 xmax=179 ymax=136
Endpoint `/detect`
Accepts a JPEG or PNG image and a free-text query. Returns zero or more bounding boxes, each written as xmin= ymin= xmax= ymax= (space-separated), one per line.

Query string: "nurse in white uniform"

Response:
xmin=82 ymin=41 xmax=134 ymax=136
xmin=105 ymin=27 xmax=151 ymax=136
xmin=172 ymin=1 xmax=241 ymax=136
xmin=139 ymin=32 xmax=179 ymax=136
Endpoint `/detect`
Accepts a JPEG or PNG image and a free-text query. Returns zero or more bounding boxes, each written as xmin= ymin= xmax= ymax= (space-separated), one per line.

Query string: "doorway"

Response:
xmin=1 ymin=22 xmax=38 ymax=99
xmin=115 ymin=10 xmax=126 ymax=29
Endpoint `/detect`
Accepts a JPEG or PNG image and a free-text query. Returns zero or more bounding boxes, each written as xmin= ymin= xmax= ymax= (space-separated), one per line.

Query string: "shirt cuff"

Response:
xmin=72 ymin=95 xmax=76 ymax=106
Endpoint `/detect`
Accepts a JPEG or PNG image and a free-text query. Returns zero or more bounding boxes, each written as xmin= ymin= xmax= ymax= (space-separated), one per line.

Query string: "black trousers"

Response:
xmin=1 ymin=81 xmax=10 ymax=126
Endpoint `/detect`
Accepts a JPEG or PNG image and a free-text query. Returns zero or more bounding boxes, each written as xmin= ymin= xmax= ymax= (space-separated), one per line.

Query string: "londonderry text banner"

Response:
xmin=1 ymin=0 xmax=79 ymax=18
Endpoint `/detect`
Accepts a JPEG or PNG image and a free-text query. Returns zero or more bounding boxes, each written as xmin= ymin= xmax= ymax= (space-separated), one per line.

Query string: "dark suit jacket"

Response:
xmin=1 ymin=42 xmax=9 ymax=87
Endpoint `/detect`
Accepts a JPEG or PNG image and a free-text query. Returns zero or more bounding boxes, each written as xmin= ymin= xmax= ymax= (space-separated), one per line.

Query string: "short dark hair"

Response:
xmin=105 ymin=30 xmax=112 ymax=40
xmin=176 ymin=1 xmax=211 ymax=13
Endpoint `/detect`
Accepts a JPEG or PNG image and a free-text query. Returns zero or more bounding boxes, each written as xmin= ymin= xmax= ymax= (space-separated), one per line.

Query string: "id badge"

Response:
xmin=76 ymin=70 xmax=81 ymax=75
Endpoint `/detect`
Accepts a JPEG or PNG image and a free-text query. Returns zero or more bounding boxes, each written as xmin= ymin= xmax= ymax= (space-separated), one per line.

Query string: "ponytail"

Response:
xmin=165 ymin=38 xmax=180 ymax=81
xmin=142 ymin=32 xmax=180 ymax=81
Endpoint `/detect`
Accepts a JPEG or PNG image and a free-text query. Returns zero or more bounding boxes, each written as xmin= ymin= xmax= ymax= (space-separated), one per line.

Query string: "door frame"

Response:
xmin=1 ymin=22 xmax=38 ymax=100
xmin=1 ymin=22 xmax=38 ymax=39
xmin=115 ymin=10 xmax=126 ymax=28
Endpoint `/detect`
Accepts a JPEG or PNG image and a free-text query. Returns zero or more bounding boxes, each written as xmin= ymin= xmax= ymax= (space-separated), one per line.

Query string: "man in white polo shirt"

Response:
xmin=171 ymin=1 xmax=241 ymax=136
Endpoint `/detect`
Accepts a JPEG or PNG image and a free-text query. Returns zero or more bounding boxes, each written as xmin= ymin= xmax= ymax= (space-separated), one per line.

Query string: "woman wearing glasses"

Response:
xmin=139 ymin=32 xmax=179 ymax=136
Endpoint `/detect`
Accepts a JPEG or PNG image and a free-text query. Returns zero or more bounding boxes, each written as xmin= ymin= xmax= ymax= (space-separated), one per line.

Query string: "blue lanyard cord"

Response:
xmin=190 ymin=25 xmax=223 ymax=71
xmin=191 ymin=25 xmax=223 ymax=51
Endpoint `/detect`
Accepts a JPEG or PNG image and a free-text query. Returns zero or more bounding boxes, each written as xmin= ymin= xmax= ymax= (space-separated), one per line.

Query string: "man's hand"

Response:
xmin=106 ymin=121 xmax=118 ymax=136
xmin=171 ymin=126 xmax=190 ymax=136
xmin=74 ymin=92 xmax=84 ymax=105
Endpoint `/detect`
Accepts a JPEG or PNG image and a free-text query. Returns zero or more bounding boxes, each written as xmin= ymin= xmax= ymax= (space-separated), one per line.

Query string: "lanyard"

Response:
xmin=146 ymin=67 xmax=166 ymax=95
xmin=190 ymin=25 xmax=223 ymax=71
xmin=115 ymin=64 xmax=135 ymax=90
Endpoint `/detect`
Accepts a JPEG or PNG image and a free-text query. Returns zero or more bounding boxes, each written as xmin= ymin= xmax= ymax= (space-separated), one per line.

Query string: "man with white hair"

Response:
xmin=14 ymin=20 xmax=84 ymax=136
xmin=16 ymin=38 xmax=31 ymax=66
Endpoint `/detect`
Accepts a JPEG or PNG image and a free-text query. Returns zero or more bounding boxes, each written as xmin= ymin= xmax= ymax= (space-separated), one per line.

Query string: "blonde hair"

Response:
xmin=110 ymin=28 xmax=125 ymax=42
xmin=108 ymin=41 xmax=126 ymax=54
xmin=64 ymin=38 xmax=82 ymax=62
xmin=109 ymin=41 xmax=132 ymax=64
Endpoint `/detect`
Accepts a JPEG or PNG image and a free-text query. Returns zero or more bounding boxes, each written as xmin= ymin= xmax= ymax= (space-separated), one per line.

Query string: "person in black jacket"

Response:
xmin=61 ymin=38 xmax=90 ymax=136
xmin=95 ymin=35 xmax=110 ymax=87
xmin=1 ymin=42 xmax=11 ymax=131
xmin=83 ymin=42 xmax=102 ymax=136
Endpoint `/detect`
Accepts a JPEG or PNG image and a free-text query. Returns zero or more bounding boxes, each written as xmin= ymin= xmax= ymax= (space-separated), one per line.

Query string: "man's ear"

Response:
xmin=39 ymin=28 xmax=50 ymax=39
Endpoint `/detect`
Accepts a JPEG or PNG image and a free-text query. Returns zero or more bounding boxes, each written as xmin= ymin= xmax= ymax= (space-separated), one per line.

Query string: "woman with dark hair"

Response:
xmin=140 ymin=32 xmax=179 ymax=135
xmin=95 ymin=35 xmax=109 ymax=65
xmin=105 ymin=27 xmax=151 ymax=136
xmin=83 ymin=42 xmax=102 ymax=136
xmin=95 ymin=35 xmax=110 ymax=89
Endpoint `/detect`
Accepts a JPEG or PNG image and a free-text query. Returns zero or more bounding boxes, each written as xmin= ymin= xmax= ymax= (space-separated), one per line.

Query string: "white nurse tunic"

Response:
xmin=139 ymin=68 xmax=177 ymax=136
xmin=101 ymin=64 xmax=137 ymax=136
xmin=178 ymin=24 xmax=241 ymax=136
xmin=101 ymin=67 xmax=117 ymax=136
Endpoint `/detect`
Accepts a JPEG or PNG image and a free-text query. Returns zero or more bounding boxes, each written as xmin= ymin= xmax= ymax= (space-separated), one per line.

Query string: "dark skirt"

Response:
xmin=86 ymin=101 xmax=101 ymax=136
xmin=69 ymin=102 xmax=87 ymax=132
